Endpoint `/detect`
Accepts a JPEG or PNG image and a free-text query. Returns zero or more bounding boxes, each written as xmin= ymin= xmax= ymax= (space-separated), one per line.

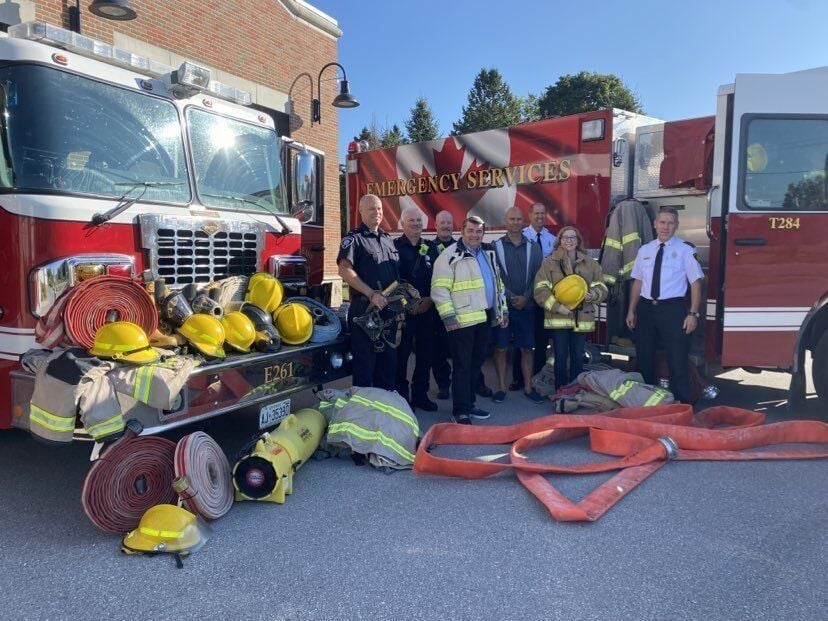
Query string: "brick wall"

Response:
xmin=30 ymin=0 xmax=342 ymax=279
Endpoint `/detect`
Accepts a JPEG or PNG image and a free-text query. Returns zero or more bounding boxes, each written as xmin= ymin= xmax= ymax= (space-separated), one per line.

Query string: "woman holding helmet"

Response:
xmin=534 ymin=226 xmax=608 ymax=390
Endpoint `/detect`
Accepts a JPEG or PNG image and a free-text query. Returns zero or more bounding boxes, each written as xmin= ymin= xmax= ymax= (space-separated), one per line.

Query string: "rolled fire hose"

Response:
xmin=286 ymin=296 xmax=341 ymax=343
xmin=173 ymin=431 xmax=234 ymax=521
xmin=64 ymin=275 xmax=158 ymax=348
xmin=81 ymin=425 xmax=177 ymax=534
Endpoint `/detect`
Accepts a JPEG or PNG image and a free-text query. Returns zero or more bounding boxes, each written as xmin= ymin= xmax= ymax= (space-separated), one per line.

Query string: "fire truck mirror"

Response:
xmin=612 ymin=138 xmax=628 ymax=167
xmin=291 ymin=148 xmax=317 ymax=223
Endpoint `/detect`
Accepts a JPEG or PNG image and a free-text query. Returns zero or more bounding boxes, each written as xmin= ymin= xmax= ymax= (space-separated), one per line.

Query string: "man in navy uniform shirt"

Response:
xmin=338 ymin=194 xmax=400 ymax=389
xmin=626 ymin=207 xmax=704 ymax=403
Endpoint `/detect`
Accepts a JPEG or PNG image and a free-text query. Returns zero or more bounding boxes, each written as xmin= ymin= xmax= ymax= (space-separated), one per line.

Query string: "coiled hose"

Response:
xmin=286 ymin=296 xmax=341 ymax=343
xmin=81 ymin=427 xmax=177 ymax=534
xmin=173 ymin=432 xmax=234 ymax=521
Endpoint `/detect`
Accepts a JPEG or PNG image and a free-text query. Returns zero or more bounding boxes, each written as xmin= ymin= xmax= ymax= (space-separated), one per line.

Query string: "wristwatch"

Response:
xmin=687 ymin=311 xmax=700 ymax=318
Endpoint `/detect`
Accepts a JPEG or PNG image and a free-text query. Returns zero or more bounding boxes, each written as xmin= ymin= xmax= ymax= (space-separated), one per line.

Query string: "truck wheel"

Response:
xmin=812 ymin=331 xmax=828 ymax=403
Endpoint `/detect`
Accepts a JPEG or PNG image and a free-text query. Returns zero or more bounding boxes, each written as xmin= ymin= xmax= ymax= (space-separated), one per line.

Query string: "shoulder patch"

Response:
xmin=683 ymin=240 xmax=696 ymax=248
xmin=341 ymin=236 xmax=354 ymax=249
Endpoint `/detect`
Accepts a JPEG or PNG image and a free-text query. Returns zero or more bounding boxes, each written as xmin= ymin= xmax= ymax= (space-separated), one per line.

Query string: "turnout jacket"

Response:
xmin=431 ymin=241 xmax=508 ymax=330
xmin=600 ymin=198 xmax=653 ymax=285
xmin=534 ymin=248 xmax=608 ymax=332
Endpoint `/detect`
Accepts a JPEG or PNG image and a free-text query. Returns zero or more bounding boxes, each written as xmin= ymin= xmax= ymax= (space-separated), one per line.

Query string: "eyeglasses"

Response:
xmin=561 ymin=236 xmax=578 ymax=241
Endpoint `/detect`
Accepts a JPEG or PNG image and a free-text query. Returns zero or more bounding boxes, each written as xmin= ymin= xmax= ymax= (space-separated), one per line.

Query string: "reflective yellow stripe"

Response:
xmin=644 ymin=388 xmax=669 ymax=406
xmin=140 ymin=526 xmax=184 ymax=538
xmin=327 ymin=421 xmax=415 ymax=463
xmin=435 ymin=301 xmax=454 ymax=315
xmin=133 ymin=365 xmax=154 ymax=404
xmin=543 ymin=294 xmax=557 ymax=311
xmin=349 ymin=395 xmax=420 ymax=435
xmin=543 ymin=319 xmax=596 ymax=332
xmin=432 ymin=278 xmax=453 ymax=289
xmin=29 ymin=404 xmax=75 ymax=432
xmin=590 ymin=281 xmax=607 ymax=290
xmin=534 ymin=280 xmax=553 ymax=291
xmin=619 ymin=260 xmax=636 ymax=275
xmin=610 ymin=380 xmax=636 ymax=402
xmin=452 ymin=278 xmax=483 ymax=292
xmin=335 ymin=398 xmax=349 ymax=409
xmin=621 ymin=232 xmax=640 ymax=245
xmin=604 ymin=238 xmax=622 ymax=250
xmin=604 ymin=274 xmax=617 ymax=284
xmin=457 ymin=309 xmax=486 ymax=325
xmin=85 ymin=413 xmax=125 ymax=439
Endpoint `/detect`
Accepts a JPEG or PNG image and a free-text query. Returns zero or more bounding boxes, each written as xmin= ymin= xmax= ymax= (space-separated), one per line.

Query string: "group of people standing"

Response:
xmin=338 ymin=194 xmax=702 ymax=425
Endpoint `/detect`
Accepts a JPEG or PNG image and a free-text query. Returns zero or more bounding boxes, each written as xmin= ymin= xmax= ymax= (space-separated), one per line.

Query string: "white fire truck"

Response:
xmin=0 ymin=22 xmax=350 ymax=437
xmin=346 ymin=66 xmax=828 ymax=406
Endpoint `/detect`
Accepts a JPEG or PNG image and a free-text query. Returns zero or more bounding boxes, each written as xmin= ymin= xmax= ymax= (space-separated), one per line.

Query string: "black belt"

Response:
xmin=640 ymin=296 xmax=684 ymax=306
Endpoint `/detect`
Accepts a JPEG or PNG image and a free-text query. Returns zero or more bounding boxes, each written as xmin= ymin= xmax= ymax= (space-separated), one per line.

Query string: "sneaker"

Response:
xmin=524 ymin=389 xmax=545 ymax=404
xmin=475 ymin=384 xmax=493 ymax=398
xmin=470 ymin=407 xmax=491 ymax=420
xmin=412 ymin=396 xmax=438 ymax=412
xmin=452 ymin=413 xmax=472 ymax=425
xmin=492 ymin=390 xmax=506 ymax=403
xmin=436 ymin=387 xmax=450 ymax=400
xmin=508 ymin=380 xmax=522 ymax=392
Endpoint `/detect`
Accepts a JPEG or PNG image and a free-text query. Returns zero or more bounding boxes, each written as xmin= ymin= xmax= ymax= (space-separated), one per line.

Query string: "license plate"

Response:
xmin=259 ymin=398 xmax=290 ymax=430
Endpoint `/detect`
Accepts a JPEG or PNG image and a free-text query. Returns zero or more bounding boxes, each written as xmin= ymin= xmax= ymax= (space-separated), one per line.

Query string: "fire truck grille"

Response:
xmin=139 ymin=214 xmax=264 ymax=286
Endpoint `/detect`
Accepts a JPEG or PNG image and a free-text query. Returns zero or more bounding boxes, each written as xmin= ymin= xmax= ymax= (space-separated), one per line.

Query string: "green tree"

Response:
xmin=538 ymin=71 xmax=643 ymax=117
xmin=380 ymin=124 xmax=408 ymax=148
xmin=520 ymin=93 xmax=541 ymax=123
xmin=405 ymin=97 xmax=440 ymax=143
xmin=452 ymin=68 xmax=523 ymax=135
xmin=354 ymin=124 xmax=381 ymax=151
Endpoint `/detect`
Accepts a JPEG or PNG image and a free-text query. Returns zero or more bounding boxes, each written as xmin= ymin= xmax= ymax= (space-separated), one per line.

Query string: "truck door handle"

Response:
xmin=734 ymin=237 xmax=767 ymax=246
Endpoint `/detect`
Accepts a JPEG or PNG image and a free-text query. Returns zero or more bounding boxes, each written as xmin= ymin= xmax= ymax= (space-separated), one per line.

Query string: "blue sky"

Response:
xmin=308 ymin=0 xmax=828 ymax=162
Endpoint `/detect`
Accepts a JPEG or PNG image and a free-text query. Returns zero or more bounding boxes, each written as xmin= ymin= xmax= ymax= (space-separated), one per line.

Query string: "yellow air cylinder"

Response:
xmin=232 ymin=408 xmax=326 ymax=503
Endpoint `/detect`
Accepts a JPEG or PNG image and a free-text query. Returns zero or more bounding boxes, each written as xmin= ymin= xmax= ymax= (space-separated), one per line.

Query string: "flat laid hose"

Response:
xmin=81 ymin=428 xmax=177 ymax=534
xmin=415 ymin=404 xmax=828 ymax=522
xmin=173 ymin=432 xmax=234 ymax=521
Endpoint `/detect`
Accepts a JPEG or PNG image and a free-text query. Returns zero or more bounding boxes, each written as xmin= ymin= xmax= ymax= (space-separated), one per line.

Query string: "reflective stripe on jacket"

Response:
xmin=319 ymin=387 xmax=420 ymax=469
xmin=600 ymin=199 xmax=653 ymax=285
xmin=577 ymin=368 xmax=674 ymax=408
xmin=533 ymin=248 xmax=608 ymax=332
xmin=431 ymin=241 xmax=507 ymax=330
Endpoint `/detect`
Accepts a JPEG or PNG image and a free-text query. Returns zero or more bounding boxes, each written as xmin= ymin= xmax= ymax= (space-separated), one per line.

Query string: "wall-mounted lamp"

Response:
xmin=70 ymin=0 xmax=137 ymax=33
xmin=288 ymin=62 xmax=358 ymax=127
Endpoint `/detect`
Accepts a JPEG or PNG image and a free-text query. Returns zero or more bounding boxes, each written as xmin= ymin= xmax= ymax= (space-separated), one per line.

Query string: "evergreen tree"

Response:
xmin=380 ymin=124 xmax=408 ymax=148
xmin=538 ymin=71 xmax=643 ymax=117
xmin=405 ymin=97 xmax=440 ymax=143
xmin=354 ymin=124 xmax=381 ymax=151
xmin=452 ymin=68 xmax=523 ymax=135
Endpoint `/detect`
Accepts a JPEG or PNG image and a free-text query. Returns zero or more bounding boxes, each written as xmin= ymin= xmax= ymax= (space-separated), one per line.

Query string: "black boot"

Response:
xmin=411 ymin=394 xmax=438 ymax=412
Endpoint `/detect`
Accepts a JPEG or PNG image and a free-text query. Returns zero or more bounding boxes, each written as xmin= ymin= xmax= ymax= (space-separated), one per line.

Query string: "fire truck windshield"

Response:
xmin=0 ymin=64 xmax=190 ymax=203
xmin=186 ymin=108 xmax=287 ymax=214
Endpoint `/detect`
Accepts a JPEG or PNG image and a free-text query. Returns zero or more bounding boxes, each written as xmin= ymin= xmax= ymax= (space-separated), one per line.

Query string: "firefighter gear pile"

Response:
xmin=600 ymin=198 xmax=653 ymax=286
xmin=82 ymin=424 xmax=178 ymax=534
xmin=174 ymin=431 xmax=234 ymax=520
xmin=318 ymin=387 xmax=420 ymax=469
xmin=414 ymin=404 xmax=828 ymax=522
xmin=89 ymin=321 xmax=160 ymax=365
xmin=122 ymin=504 xmax=211 ymax=567
xmin=233 ymin=409 xmax=327 ymax=503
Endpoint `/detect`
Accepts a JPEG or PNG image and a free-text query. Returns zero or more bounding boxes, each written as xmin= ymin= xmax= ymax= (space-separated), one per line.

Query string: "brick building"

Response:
xmin=6 ymin=0 xmax=344 ymax=289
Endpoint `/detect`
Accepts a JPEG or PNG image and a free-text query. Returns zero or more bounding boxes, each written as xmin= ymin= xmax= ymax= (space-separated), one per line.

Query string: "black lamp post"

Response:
xmin=70 ymin=0 xmax=138 ymax=33
xmin=289 ymin=62 xmax=359 ymax=127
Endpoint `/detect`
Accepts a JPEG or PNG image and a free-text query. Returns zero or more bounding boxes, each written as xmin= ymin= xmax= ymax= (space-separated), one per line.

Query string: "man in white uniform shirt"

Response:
xmin=625 ymin=207 xmax=704 ymax=403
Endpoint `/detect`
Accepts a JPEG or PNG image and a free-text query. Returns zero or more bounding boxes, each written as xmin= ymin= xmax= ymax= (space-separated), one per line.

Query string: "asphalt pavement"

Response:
xmin=0 ymin=361 xmax=825 ymax=621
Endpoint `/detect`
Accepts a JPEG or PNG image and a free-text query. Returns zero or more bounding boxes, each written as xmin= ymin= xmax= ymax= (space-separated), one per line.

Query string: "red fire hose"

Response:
xmin=81 ymin=427 xmax=177 ymax=534
xmin=414 ymin=405 xmax=828 ymax=522
xmin=36 ymin=275 xmax=157 ymax=349
xmin=173 ymin=432 xmax=234 ymax=521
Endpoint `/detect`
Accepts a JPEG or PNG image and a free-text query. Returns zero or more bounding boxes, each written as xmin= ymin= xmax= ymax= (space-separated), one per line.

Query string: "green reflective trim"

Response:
xmin=85 ymin=414 xmax=125 ymax=439
xmin=543 ymin=294 xmax=557 ymax=311
xmin=327 ymin=421 xmax=415 ymax=463
xmin=543 ymin=319 xmax=596 ymax=332
xmin=457 ymin=310 xmax=486 ymax=325
xmin=590 ymin=282 xmax=608 ymax=291
xmin=432 ymin=278 xmax=453 ymax=289
xmin=133 ymin=365 xmax=154 ymax=404
xmin=619 ymin=260 xmax=636 ymax=275
xmin=644 ymin=389 xmax=669 ymax=406
xmin=349 ymin=395 xmax=420 ymax=435
xmin=29 ymin=405 xmax=75 ymax=433
xmin=621 ymin=232 xmax=641 ymax=245
xmin=140 ymin=526 xmax=183 ymax=539
xmin=335 ymin=398 xmax=349 ymax=409
xmin=435 ymin=301 xmax=454 ymax=313
xmin=604 ymin=274 xmax=617 ymax=284
xmin=452 ymin=278 xmax=483 ymax=292
xmin=535 ymin=280 xmax=553 ymax=291
xmin=604 ymin=238 xmax=622 ymax=250
xmin=609 ymin=380 xmax=636 ymax=402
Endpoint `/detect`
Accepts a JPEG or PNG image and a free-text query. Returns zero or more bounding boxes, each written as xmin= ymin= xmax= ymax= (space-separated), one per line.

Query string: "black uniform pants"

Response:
xmin=634 ymin=298 xmax=691 ymax=403
xmin=348 ymin=298 xmax=397 ymax=390
xmin=449 ymin=319 xmax=490 ymax=416
xmin=432 ymin=315 xmax=452 ymax=390
xmin=395 ymin=309 xmax=435 ymax=400
xmin=550 ymin=329 xmax=586 ymax=389
xmin=513 ymin=304 xmax=548 ymax=385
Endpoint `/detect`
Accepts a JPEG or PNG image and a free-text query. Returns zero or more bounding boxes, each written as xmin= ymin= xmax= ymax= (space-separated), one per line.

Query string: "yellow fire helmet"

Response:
xmin=273 ymin=302 xmax=313 ymax=345
xmin=122 ymin=504 xmax=211 ymax=567
xmin=247 ymin=271 xmax=275 ymax=293
xmin=177 ymin=314 xmax=226 ymax=359
xmin=245 ymin=277 xmax=284 ymax=313
xmin=553 ymin=274 xmax=589 ymax=310
xmin=221 ymin=311 xmax=256 ymax=353
xmin=89 ymin=321 xmax=160 ymax=365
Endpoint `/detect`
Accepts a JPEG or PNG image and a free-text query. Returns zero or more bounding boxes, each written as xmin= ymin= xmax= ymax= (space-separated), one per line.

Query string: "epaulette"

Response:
xmin=683 ymin=240 xmax=696 ymax=248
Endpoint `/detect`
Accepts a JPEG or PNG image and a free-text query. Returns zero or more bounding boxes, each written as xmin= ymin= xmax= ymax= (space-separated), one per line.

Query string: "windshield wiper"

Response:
xmin=200 ymin=192 xmax=291 ymax=235
xmin=91 ymin=181 xmax=184 ymax=227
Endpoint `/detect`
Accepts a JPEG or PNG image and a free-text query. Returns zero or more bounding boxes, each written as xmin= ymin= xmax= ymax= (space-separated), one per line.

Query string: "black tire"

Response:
xmin=812 ymin=331 xmax=828 ymax=403
xmin=583 ymin=342 xmax=603 ymax=366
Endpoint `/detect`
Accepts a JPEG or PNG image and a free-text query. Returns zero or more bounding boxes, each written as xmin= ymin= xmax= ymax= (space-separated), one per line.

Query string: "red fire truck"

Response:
xmin=346 ymin=66 xmax=828 ymax=406
xmin=0 ymin=22 xmax=350 ymax=437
